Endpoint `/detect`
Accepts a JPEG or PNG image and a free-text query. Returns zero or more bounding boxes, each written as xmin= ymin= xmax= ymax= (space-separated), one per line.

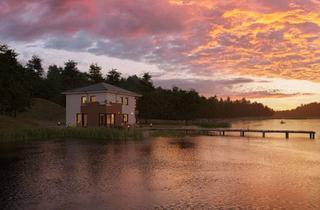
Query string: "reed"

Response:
xmin=0 ymin=127 xmax=143 ymax=142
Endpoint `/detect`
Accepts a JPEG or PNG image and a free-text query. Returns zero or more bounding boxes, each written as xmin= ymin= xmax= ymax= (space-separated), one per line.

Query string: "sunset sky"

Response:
xmin=1 ymin=0 xmax=320 ymax=110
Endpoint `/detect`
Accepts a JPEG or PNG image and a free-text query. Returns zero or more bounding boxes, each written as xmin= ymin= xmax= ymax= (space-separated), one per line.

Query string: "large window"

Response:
xmin=81 ymin=96 xmax=87 ymax=104
xmin=76 ymin=113 xmax=87 ymax=127
xmin=90 ymin=95 xmax=96 ymax=102
xmin=123 ymin=114 xmax=128 ymax=124
xmin=83 ymin=114 xmax=88 ymax=127
xmin=99 ymin=114 xmax=106 ymax=126
xmin=76 ymin=113 xmax=82 ymax=126
xmin=106 ymin=114 xmax=115 ymax=127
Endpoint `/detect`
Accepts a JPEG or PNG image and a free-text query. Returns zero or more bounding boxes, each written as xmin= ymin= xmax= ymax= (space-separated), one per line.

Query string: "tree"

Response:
xmin=89 ymin=63 xmax=104 ymax=83
xmin=142 ymin=73 xmax=153 ymax=87
xmin=62 ymin=60 xmax=84 ymax=89
xmin=26 ymin=55 xmax=44 ymax=77
xmin=47 ymin=65 xmax=63 ymax=81
xmin=0 ymin=45 xmax=31 ymax=116
xmin=46 ymin=65 xmax=64 ymax=105
xmin=106 ymin=69 xmax=121 ymax=85
xmin=25 ymin=55 xmax=49 ymax=98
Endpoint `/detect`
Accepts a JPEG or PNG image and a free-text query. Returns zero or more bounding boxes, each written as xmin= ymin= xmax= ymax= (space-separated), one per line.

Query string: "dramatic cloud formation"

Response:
xmin=1 ymin=0 xmax=320 ymax=109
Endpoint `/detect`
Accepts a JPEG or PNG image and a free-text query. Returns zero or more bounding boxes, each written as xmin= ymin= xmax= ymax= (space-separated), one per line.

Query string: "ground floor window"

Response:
xmin=99 ymin=113 xmax=115 ymax=127
xmin=99 ymin=114 xmax=106 ymax=126
xmin=76 ymin=113 xmax=87 ymax=127
xmin=123 ymin=114 xmax=128 ymax=124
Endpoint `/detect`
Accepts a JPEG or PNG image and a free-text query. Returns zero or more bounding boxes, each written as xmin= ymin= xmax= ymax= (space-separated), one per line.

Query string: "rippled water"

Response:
xmin=1 ymin=120 xmax=320 ymax=209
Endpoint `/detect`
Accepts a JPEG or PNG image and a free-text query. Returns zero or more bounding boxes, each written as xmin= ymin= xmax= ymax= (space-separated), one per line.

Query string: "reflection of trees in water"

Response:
xmin=170 ymin=139 xmax=195 ymax=149
xmin=0 ymin=143 xmax=27 ymax=209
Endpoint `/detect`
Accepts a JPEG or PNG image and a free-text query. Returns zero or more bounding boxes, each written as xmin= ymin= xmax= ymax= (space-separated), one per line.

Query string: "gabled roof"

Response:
xmin=62 ymin=82 xmax=142 ymax=97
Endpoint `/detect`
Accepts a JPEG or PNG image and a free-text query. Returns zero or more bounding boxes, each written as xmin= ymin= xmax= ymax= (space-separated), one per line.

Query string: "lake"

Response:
xmin=1 ymin=119 xmax=320 ymax=209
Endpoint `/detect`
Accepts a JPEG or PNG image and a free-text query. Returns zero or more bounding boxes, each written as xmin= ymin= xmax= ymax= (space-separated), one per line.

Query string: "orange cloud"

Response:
xmin=1 ymin=0 xmax=320 ymax=83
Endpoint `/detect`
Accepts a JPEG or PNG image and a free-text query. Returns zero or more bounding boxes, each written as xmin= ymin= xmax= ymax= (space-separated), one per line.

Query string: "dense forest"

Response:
xmin=274 ymin=103 xmax=320 ymax=119
xmin=1 ymin=44 xmax=274 ymax=121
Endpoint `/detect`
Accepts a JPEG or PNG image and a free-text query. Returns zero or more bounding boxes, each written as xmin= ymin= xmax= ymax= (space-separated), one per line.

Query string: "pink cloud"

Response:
xmin=1 ymin=0 xmax=320 ymax=82
xmin=0 ymin=0 xmax=193 ymax=40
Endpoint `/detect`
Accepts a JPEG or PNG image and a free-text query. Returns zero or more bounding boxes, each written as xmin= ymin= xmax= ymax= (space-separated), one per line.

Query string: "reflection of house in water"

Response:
xmin=62 ymin=82 xmax=141 ymax=127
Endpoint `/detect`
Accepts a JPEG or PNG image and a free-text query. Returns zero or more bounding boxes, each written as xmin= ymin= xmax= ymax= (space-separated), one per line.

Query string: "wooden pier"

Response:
xmin=147 ymin=128 xmax=316 ymax=139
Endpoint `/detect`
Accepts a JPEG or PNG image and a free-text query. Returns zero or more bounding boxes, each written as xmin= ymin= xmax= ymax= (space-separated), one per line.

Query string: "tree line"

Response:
xmin=274 ymin=103 xmax=320 ymax=119
xmin=0 ymin=44 xmax=274 ymax=120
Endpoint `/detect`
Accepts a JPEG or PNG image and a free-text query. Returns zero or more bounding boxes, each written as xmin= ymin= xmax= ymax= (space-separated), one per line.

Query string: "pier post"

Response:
xmin=240 ymin=131 xmax=245 ymax=137
xmin=222 ymin=131 xmax=225 ymax=136
xmin=285 ymin=132 xmax=289 ymax=139
xmin=262 ymin=132 xmax=265 ymax=138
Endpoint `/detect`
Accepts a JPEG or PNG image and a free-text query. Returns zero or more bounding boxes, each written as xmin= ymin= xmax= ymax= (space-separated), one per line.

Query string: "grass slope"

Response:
xmin=0 ymin=98 xmax=65 ymax=130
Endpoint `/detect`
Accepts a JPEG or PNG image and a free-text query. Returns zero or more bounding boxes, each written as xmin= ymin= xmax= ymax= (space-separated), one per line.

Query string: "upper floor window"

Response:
xmin=81 ymin=96 xmax=87 ymax=104
xmin=90 ymin=96 xmax=96 ymax=102
xmin=120 ymin=97 xmax=124 ymax=104
xmin=125 ymin=97 xmax=129 ymax=105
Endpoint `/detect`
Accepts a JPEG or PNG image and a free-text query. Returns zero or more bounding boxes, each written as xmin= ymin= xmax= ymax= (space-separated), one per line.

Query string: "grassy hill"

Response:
xmin=0 ymin=98 xmax=65 ymax=130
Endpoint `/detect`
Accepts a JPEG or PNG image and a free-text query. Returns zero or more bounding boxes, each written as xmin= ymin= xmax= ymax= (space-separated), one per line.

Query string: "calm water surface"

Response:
xmin=232 ymin=118 xmax=320 ymax=139
xmin=1 ymin=119 xmax=320 ymax=209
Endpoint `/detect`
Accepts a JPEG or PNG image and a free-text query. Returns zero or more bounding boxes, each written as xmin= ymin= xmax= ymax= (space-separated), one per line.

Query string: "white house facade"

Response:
xmin=62 ymin=83 xmax=141 ymax=127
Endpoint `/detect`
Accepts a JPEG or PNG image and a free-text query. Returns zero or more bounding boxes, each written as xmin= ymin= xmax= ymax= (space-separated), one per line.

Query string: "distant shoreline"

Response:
xmin=139 ymin=117 xmax=320 ymax=127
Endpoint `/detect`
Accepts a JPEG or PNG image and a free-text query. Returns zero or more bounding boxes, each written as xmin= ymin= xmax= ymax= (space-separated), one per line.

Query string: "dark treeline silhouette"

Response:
xmin=274 ymin=103 xmax=320 ymax=119
xmin=0 ymin=44 xmax=274 ymax=120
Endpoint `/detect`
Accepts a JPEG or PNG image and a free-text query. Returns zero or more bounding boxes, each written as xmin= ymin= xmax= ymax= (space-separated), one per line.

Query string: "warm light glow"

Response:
xmin=1 ymin=0 xmax=320 ymax=109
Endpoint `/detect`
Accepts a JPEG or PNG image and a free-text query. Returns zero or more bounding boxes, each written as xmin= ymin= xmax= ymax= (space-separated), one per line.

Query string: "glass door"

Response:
xmin=99 ymin=114 xmax=106 ymax=126
xmin=106 ymin=114 xmax=115 ymax=127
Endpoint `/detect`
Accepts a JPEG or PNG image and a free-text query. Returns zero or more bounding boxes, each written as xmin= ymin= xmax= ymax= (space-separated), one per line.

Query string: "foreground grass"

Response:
xmin=0 ymin=127 xmax=143 ymax=143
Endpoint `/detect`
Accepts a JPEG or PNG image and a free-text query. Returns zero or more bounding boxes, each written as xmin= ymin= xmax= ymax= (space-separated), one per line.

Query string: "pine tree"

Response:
xmin=89 ymin=63 xmax=104 ymax=83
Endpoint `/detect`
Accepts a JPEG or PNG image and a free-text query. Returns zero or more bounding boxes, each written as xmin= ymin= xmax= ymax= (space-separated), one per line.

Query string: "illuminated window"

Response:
xmin=125 ymin=97 xmax=129 ymax=105
xmin=111 ymin=114 xmax=115 ymax=125
xmin=76 ymin=113 xmax=82 ymax=126
xmin=90 ymin=95 xmax=96 ymax=102
xmin=81 ymin=96 xmax=87 ymax=104
xmin=123 ymin=114 xmax=128 ymax=124
xmin=76 ymin=113 xmax=87 ymax=127
xmin=106 ymin=114 xmax=115 ymax=127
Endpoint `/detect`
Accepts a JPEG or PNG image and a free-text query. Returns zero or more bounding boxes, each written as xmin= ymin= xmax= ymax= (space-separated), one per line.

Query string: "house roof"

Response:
xmin=62 ymin=82 xmax=142 ymax=97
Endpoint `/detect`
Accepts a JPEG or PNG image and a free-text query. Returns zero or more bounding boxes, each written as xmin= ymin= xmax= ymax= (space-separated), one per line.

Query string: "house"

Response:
xmin=62 ymin=82 xmax=141 ymax=127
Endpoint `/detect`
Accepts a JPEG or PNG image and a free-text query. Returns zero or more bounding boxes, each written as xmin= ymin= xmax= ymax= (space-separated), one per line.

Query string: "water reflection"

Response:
xmin=232 ymin=119 xmax=320 ymax=139
xmin=0 ymin=133 xmax=320 ymax=209
xmin=169 ymin=138 xmax=196 ymax=149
